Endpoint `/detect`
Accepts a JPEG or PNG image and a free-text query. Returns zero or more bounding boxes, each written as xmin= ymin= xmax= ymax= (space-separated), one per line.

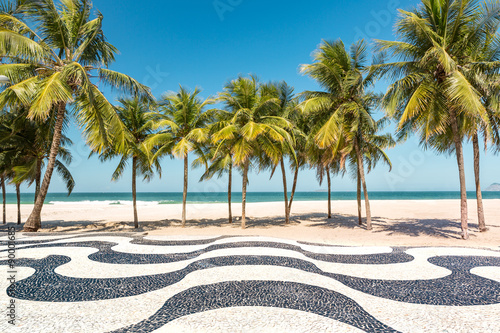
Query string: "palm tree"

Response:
xmin=0 ymin=0 xmax=151 ymax=232
xmin=146 ymin=86 xmax=214 ymax=227
xmin=96 ymin=97 xmax=160 ymax=228
xmin=0 ymin=107 xmax=75 ymax=224
xmin=215 ymin=75 xmax=294 ymax=228
xmin=459 ymin=41 xmax=500 ymax=232
xmin=260 ymin=81 xmax=297 ymax=224
xmin=374 ymin=0 xmax=500 ymax=239
xmin=197 ymin=143 xmax=234 ymax=223
xmin=301 ymin=39 xmax=382 ymax=229
xmin=350 ymin=119 xmax=395 ymax=225
xmin=0 ymin=107 xmax=75 ymax=201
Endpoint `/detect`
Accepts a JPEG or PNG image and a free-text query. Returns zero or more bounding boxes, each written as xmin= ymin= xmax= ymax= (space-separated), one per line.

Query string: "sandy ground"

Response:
xmin=3 ymin=199 xmax=500 ymax=249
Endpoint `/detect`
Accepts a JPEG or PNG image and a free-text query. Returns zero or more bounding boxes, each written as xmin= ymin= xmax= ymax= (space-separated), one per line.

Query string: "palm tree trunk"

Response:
xmin=450 ymin=109 xmax=469 ymax=240
xmin=357 ymin=167 xmax=362 ymax=225
xmin=473 ymin=133 xmax=486 ymax=232
xmin=355 ymin=138 xmax=372 ymax=230
xmin=326 ymin=167 xmax=332 ymax=219
xmin=132 ymin=156 xmax=138 ymax=229
xmin=1 ymin=177 xmax=5 ymax=224
xmin=34 ymin=157 xmax=42 ymax=203
xmin=241 ymin=160 xmax=249 ymax=229
xmin=288 ymin=166 xmax=299 ymax=213
xmin=228 ymin=161 xmax=232 ymax=224
xmin=182 ymin=155 xmax=188 ymax=227
xmin=24 ymin=102 xmax=66 ymax=232
xmin=16 ymin=183 xmax=21 ymax=225
xmin=280 ymin=159 xmax=290 ymax=224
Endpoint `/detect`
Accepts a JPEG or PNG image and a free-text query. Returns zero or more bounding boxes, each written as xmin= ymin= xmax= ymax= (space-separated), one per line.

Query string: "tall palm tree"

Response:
xmin=0 ymin=0 xmax=151 ymax=232
xmin=260 ymin=81 xmax=297 ymax=224
xmin=146 ymin=86 xmax=215 ymax=227
xmin=459 ymin=42 xmax=500 ymax=232
xmin=215 ymin=75 xmax=294 ymax=228
xmin=96 ymin=97 xmax=160 ymax=228
xmin=1 ymin=107 xmax=75 ymax=224
xmin=196 ymin=107 xmax=237 ymax=224
xmin=301 ymin=39 xmax=382 ymax=229
xmin=374 ymin=0 xmax=500 ymax=239
xmin=349 ymin=119 xmax=395 ymax=225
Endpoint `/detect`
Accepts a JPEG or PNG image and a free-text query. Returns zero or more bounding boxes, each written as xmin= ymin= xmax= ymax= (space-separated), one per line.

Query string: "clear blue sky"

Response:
xmin=14 ymin=0 xmax=500 ymax=193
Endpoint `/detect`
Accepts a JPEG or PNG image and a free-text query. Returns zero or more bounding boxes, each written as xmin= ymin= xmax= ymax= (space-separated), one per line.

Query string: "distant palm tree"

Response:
xmin=197 ymin=143 xmax=234 ymax=223
xmin=349 ymin=119 xmax=395 ymax=225
xmin=0 ymin=0 xmax=151 ymax=232
xmin=146 ymin=86 xmax=215 ymax=227
xmin=97 ymin=97 xmax=160 ymax=228
xmin=261 ymin=81 xmax=297 ymax=224
xmin=0 ymin=108 xmax=75 ymax=224
xmin=301 ymin=39 xmax=383 ymax=229
xmin=374 ymin=0 xmax=500 ymax=239
xmin=215 ymin=75 xmax=294 ymax=228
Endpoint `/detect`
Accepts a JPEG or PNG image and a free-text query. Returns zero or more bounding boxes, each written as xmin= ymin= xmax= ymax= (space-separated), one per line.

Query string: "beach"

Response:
xmin=5 ymin=199 xmax=500 ymax=248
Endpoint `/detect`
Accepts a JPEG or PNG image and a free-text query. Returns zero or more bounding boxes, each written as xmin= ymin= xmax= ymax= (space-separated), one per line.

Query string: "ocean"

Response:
xmin=3 ymin=191 xmax=500 ymax=205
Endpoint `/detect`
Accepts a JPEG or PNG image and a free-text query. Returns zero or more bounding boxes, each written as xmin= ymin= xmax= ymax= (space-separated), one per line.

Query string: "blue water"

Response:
xmin=3 ymin=191 xmax=500 ymax=205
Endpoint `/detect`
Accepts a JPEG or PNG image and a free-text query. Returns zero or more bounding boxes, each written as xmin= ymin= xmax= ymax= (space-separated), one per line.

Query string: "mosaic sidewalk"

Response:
xmin=1 ymin=232 xmax=499 ymax=332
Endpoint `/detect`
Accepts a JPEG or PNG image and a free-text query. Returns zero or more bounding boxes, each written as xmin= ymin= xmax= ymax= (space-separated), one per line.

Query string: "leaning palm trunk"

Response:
xmin=473 ymin=134 xmax=486 ymax=232
xmin=326 ymin=167 xmax=332 ymax=219
xmin=35 ymin=158 xmax=42 ymax=203
xmin=357 ymin=168 xmax=362 ymax=225
xmin=1 ymin=176 xmax=5 ymax=224
xmin=280 ymin=159 xmax=290 ymax=224
xmin=450 ymin=109 xmax=469 ymax=239
xmin=288 ymin=166 xmax=299 ymax=213
xmin=228 ymin=162 xmax=232 ymax=224
xmin=241 ymin=160 xmax=249 ymax=229
xmin=24 ymin=103 xmax=66 ymax=232
xmin=16 ymin=184 xmax=21 ymax=225
xmin=355 ymin=139 xmax=372 ymax=230
xmin=182 ymin=155 xmax=188 ymax=227
xmin=132 ymin=156 xmax=138 ymax=229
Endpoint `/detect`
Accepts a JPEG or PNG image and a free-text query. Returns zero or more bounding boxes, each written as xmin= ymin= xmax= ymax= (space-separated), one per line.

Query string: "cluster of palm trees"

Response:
xmin=1 ymin=0 xmax=499 ymax=240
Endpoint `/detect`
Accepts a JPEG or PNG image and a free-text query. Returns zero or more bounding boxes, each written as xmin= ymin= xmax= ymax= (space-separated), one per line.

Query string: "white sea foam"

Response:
xmin=48 ymin=200 xmax=174 ymax=206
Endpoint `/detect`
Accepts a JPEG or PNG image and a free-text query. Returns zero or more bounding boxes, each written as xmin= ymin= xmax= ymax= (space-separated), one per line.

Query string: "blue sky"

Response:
xmin=13 ymin=0 xmax=500 ymax=193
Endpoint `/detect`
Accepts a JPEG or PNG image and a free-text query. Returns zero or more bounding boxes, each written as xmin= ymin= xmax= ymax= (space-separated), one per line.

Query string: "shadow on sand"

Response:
xmin=3 ymin=211 xmax=488 ymax=241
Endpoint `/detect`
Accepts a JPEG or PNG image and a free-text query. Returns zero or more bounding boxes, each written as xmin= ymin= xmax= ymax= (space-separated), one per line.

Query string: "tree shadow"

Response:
xmin=8 ymin=214 xmax=494 ymax=241
xmin=298 ymin=213 xmax=374 ymax=230
xmin=371 ymin=218 xmax=485 ymax=239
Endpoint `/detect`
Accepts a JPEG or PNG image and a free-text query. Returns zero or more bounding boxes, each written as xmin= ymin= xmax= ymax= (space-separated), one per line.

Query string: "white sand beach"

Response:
xmin=5 ymin=199 xmax=500 ymax=248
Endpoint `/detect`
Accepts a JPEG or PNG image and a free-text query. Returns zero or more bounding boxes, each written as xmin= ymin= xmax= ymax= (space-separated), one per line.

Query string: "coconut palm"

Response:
xmin=215 ymin=75 xmax=294 ymax=228
xmin=96 ymin=97 xmax=160 ymax=228
xmin=350 ymin=119 xmax=395 ymax=225
xmin=374 ymin=0 xmax=500 ymax=239
xmin=286 ymin=110 xmax=309 ymax=215
xmin=0 ymin=107 xmax=75 ymax=200
xmin=196 ymin=107 xmax=237 ymax=224
xmin=458 ymin=41 xmax=500 ymax=232
xmin=0 ymin=107 xmax=75 ymax=223
xmin=300 ymin=39 xmax=382 ymax=229
xmin=0 ymin=0 xmax=151 ymax=231
xmin=260 ymin=81 xmax=297 ymax=224
xmin=146 ymin=86 xmax=215 ymax=227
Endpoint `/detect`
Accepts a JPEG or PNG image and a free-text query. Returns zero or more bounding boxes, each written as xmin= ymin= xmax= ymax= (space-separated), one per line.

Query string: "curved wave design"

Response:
xmin=1 ymin=234 xmax=499 ymax=332
xmin=1 ymin=237 xmax=414 ymax=265
xmin=111 ymin=281 xmax=398 ymax=333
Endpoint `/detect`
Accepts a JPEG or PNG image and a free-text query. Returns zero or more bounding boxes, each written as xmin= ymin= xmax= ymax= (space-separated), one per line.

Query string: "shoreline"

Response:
xmin=2 ymin=199 xmax=499 ymax=249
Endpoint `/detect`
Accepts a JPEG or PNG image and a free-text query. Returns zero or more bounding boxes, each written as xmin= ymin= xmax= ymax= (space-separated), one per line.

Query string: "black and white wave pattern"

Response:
xmin=0 ymin=233 xmax=499 ymax=333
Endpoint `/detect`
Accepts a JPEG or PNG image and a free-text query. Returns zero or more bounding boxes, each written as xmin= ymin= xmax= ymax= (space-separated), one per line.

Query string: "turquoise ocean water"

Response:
xmin=4 ymin=191 xmax=500 ymax=205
